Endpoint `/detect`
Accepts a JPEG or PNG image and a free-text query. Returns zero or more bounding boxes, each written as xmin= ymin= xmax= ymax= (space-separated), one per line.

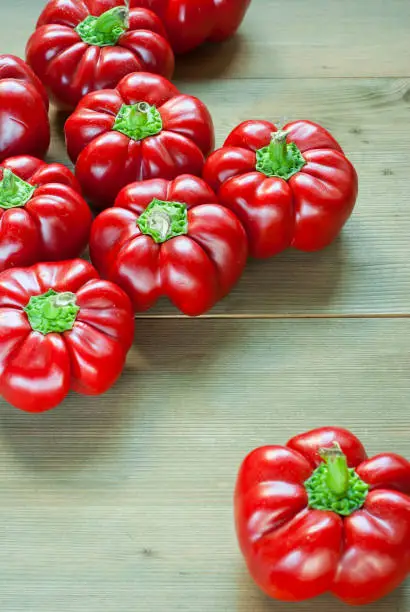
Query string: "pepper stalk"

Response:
xmin=256 ymin=129 xmax=306 ymax=180
xmin=304 ymin=441 xmax=369 ymax=516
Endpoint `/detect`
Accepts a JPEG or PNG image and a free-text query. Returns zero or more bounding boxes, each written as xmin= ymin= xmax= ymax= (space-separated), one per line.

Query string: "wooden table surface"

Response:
xmin=1 ymin=1 xmax=410 ymax=610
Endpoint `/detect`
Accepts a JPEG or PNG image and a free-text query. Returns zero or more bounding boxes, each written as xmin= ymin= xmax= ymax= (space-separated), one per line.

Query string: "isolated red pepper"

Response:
xmin=0 ymin=156 xmax=92 ymax=273
xmin=90 ymin=175 xmax=247 ymax=315
xmin=0 ymin=259 xmax=135 ymax=412
xmin=65 ymin=72 xmax=215 ymax=209
xmin=0 ymin=55 xmax=50 ymax=162
xmin=129 ymin=0 xmax=252 ymax=54
xmin=26 ymin=0 xmax=174 ymax=110
xmin=203 ymin=120 xmax=358 ymax=258
xmin=235 ymin=427 xmax=410 ymax=606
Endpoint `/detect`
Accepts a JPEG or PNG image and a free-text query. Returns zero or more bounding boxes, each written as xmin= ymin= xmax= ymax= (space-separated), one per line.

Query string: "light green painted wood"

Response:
xmin=0 ymin=319 xmax=409 ymax=610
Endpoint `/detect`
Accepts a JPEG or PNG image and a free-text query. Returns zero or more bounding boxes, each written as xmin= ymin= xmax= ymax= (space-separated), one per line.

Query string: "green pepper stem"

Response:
xmin=147 ymin=209 xmax=171 ymax=242
xmin=2 ymin=169 xmax=17 ymax=197
xmin=94 ymin=6 xmax=128 ymax=35
xmin=268 ymin=130 xmax=290 ymax=169
xmin=42 ymin=292 xmax=77 ymax=319
xmin=113 ymin=103 xmax=163 ymax=142
xmin=305 ymin=441 xmax=368 ymax=516
xmin=75 ymin=6 xmax=129 ymax=47
xmin=0 ymin=169 xmax=36 ymax=209
xmin=128 ymin=104 xmax=148 ymax=132
xmin=24 ymin=289 xmax=80 ymax=335
xmin=319 ymin=442 xmax=350 ymax=497
xmin=255 ymin=130 xmax=306 ymax=181
xmin=138 ymin=198 xmax=188 ymax=244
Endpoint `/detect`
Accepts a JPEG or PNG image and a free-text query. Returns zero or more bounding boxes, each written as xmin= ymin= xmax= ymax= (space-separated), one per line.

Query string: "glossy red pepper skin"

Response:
xmin=0 ymin=259 xmax=135 ymax=412
xmin=130 ymin=0 xmax=252 ymax=54
xmin=0 ymin=156 xmax=92 ymax=273
xmin=89 ymin=175 xmax=247 ymax=315
xmin=235 ymin=427 xmax=410 ymax=606
xmin=26 ymin=0 xmax=175 ymax=111
xmin=203 ymin=120 xmax=358 ymax=258
xmin=0 ymin=55 xmax=50 ymax=162
xmin=65 ymin=72 xmax=215 ymax=209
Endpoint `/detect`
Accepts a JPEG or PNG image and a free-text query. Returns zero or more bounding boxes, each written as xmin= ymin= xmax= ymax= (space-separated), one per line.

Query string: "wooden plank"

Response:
xmin=176 ymin=0 xmax=410 ymax=79
xmin=5 ymin=0 xmax=410 ymax=79
xmin=0 ymin=318 xmax=409 ymax=611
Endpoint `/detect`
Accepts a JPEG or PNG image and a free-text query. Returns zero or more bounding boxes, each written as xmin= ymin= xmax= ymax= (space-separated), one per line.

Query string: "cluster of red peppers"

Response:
xmin=0 ymin=0 xmax=254 ymax=415
xmin=0 ymin=1 xmax=406 ymax=606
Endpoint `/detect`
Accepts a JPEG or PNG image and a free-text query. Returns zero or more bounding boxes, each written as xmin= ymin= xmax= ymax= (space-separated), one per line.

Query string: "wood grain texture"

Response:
xmin=175 ymin=0 xmax=410 ymax=79
xmin=1 ymin=1 xmax=410 ymax=611
xmin=0 ymin=319 xmax=409 ymax=611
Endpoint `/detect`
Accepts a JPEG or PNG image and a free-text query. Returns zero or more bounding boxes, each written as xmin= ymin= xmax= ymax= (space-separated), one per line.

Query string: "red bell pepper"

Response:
xmin=26 ymin=0 xmax=174 ymax=111
xmin=89 ymin=175 xmax=247 ymax=315
xmin=235 ymin=427 xmax=410 ymax=606
xmin=0 ymin=55 xmax=50 ymax=162
xmin=0 ymin=259 xmax=135 ymax=412
xmin=65 ymin=72 xmax=215 ymax=209
xmin=203 ymin=120 xmax=358 ymax=258
xmin=0 ymin=156 xmax=92 ymax=273
xmin=129 ymin=0 xmax=252 ymax=54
